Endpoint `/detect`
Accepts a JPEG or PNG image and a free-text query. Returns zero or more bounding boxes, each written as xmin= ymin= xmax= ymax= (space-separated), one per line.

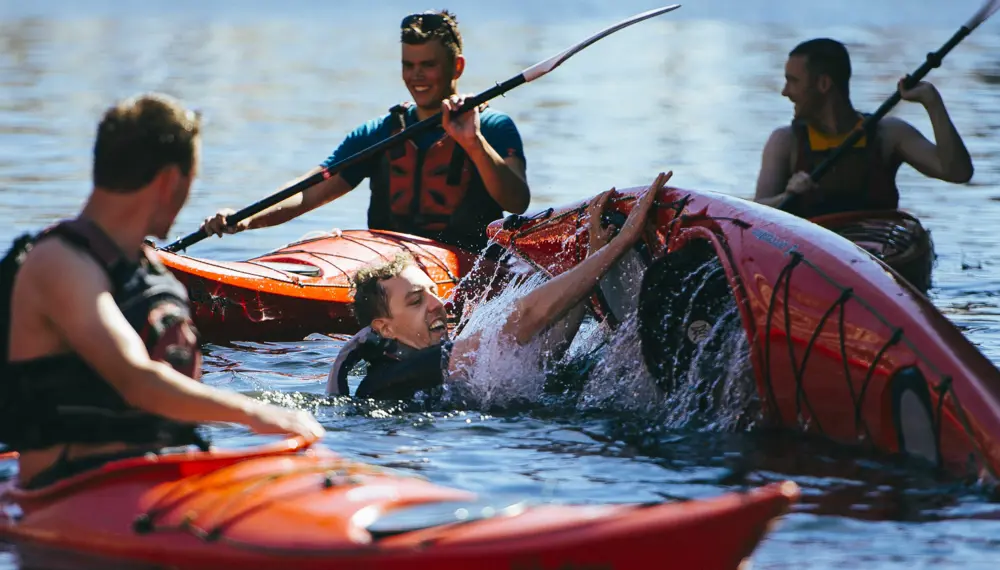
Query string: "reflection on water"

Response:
xmin=2 ymin=0 xmax=1000 ymax=567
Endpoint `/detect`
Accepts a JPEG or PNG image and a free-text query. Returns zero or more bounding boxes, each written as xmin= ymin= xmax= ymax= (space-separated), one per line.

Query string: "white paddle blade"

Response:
xmin=521 ymin=4 xmax=682 ymax=82
xmin=965 ymin=0 xmax=1000 ymax=30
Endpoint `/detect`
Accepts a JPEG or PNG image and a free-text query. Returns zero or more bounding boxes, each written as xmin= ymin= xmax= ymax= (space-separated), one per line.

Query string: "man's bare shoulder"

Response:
xmin=766 ymin=125 xmax=795 ymax=145
xmin=875 ymin=116 xmax=916 ymax=139
xmin=760 ymin=125 xmax=795 ymax=163
xmin=18 ymin=237 xmax=110 ymax=298
xmin=873 ymin=116 xmax=918 ymax=154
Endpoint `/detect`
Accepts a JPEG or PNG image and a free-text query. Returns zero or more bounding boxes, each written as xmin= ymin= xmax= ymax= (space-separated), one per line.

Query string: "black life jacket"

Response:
xmin=326 ymin=326 xmax=450 ymax=400
xmin=0 ymin=218 xmax=207 ymax=452
xmin=786 ymin=113 xmax=901 ymax=218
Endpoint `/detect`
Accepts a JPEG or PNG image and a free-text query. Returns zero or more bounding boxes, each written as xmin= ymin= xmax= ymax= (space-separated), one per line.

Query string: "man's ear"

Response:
xmin=152 ymin=164 xmax=181 ymax=205
xmin=453 ymin=54 xmax=466 ymax=80
xmin=817 ymin=74 xmax=832 ymax=95
xmin=370 ymin=317 xmax=393 ymax=339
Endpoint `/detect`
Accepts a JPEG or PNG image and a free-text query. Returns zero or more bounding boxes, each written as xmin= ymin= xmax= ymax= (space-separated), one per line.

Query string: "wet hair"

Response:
xmin=400 ymin=9 xmax=463 ymax=62
xmin=350 ymin=252 xmax=416 ymax=327
xmin=789 ymin=38 xmax=851 ymax=98
xmin=92 ymin=93 xmax=201 ymax=193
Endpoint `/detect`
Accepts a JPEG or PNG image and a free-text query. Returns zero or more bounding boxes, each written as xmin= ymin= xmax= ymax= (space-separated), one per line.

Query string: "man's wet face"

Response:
xmin=375 ymin=265 xmax=449 ymax=349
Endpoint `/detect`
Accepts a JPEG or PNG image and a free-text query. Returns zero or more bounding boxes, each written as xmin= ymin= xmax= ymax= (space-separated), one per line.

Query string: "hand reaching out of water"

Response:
xmin=496 ymin=171 xmax=673 ymax=349
xmin=619 ymin=171 xmax=671 ymax=247
xmin=586 ymin=187 xmax=618 ymax=255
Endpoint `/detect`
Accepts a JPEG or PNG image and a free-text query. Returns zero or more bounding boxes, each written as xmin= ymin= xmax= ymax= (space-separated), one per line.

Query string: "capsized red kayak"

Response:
xmin=156 ymin=230 xmax=503 ymax=343
xmin=0 ymin=437 xmax=797 ymax=569
xmin=487 ymin=185 xmax=1000 ymax=487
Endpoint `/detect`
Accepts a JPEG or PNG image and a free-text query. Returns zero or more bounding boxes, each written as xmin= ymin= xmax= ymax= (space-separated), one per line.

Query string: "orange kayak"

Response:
xmin=0 ymin=437 xmax=797 ymax=569
xmin=488 ymin=186 xmax=1000 ymax=487
xmin=157 ymin=230 xmax=501 ymax=343
xmin=810 ymin=209 xmax=934 ymax=294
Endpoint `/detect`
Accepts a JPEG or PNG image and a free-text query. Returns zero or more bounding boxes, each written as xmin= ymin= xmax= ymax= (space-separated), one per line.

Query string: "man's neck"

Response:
xmin=79 ymin=192 xmax=150 ymax=262
xmin=809 ymin=99 xmax=860 ymax=136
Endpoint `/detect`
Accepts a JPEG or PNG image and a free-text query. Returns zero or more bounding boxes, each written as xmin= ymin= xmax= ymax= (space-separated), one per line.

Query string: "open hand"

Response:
xmin=620 ymin=171 xmax=672 ymax=246
xmin=586 ymin=187 xmax=618 ymax=255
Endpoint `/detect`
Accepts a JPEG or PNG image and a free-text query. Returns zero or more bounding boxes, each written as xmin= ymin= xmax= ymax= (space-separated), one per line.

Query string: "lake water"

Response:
xmin=2 ymin=0 xmax=1000 ymax=567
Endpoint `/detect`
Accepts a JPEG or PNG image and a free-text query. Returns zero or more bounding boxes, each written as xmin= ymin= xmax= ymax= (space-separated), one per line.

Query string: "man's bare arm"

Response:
xmin=23 ymin=241 xmax=323 ymax=438
xmin=202 ymin=169 xmax=354 ymax=236
xmin=245 ymin=169 xmax=355 ymax=230
xmin=494 ymin=173 xmax=667 ymax=347
xmin=754 ymin=127 xmax=794 ymax=207
xmin=885 ymin=111 xmax=973 ymax=184
xmin=464 ymin=139 xmax=531 ymax=214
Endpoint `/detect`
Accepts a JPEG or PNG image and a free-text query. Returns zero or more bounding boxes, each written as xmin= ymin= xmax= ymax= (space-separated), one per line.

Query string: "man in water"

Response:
xmin=753 ymin=38 xmax=973 ymax=217
xmin=201 ymin=10 xmax=530 ymax=253
xmin=3 ymin=93 xmax=324 ymax=490
xmin=326 ymin=172 xmax=670 ymax=400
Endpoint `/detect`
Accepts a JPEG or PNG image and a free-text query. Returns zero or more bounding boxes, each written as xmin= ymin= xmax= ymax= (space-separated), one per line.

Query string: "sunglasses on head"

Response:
xmin=400 ymin=12 xmax=460 ymax=47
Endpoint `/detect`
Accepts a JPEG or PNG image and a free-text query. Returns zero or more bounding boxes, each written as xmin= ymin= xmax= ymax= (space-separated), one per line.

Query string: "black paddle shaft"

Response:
xmin=778 ymin=25 xmax=972 ymax=212
xmin=163 ymin=76 xmax=526 ymax=253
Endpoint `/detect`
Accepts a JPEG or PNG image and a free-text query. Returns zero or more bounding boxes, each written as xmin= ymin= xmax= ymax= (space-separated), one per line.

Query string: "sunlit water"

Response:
xmin=3 ymin=0 xmax=1000 ymax=567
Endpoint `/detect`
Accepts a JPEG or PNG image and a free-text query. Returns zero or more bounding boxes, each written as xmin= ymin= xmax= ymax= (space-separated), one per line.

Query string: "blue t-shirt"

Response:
xmin=320 ymin=105 xmax=526 ymax=188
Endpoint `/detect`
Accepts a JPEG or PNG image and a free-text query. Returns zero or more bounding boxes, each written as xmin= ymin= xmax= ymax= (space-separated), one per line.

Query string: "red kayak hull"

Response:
xmin=0 ymin=438 xmax=798 ymax=569
xmin=157 ymin=230 xmax=502 ymax=343
xmin=487 ymin=186 xmax=1000 ymax=486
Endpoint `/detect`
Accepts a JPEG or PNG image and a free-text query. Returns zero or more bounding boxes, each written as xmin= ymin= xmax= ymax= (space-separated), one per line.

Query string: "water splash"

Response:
xmin=448 ymin=271 xmax=557 ymax=409
xmin=655 ymin=304 xmax=759 ymax=432
xmin=574 ymin=255 xmax=759 ymax=431
xmin=577 ymin=312 xmax=666 ymax=415
xmin=441 ymin=248 xmax=759 ymax=430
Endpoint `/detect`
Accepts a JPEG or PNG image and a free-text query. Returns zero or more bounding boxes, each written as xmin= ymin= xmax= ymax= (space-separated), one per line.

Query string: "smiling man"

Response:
xmin=201 ymin=10 xmax=530 ymax=253
xmin=326 ymin=172 xmax=671 ymax=401
xmin=753 ymin=38 xmax=973 ymax=218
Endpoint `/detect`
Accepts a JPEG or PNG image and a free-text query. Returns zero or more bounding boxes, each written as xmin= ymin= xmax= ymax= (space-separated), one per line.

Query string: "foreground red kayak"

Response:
xmin=0 ymin=437 xmax=797 ymax=569
xmin=488 ymin=185 xmax=1000 ymax=486
xmin=157 ymin=230 xmax=498 ymax=343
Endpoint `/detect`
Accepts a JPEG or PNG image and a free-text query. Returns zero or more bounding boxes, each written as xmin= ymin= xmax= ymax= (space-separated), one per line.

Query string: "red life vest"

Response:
xmin=786 ymin=114 xmax=901 ymax=218
xmin=368 ymin=103 xmax=502 ymax=252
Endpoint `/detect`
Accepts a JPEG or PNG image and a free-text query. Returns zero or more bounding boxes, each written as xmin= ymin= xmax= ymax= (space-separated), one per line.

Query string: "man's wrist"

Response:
xmin=459 ymin=132 xmax=489 ymax=157
xmin=919 ymin=87 xmax=943 ymax=108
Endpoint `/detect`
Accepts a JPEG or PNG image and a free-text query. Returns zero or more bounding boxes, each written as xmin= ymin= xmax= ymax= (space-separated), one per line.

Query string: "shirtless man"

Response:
xmin=3 ymin=93 xmax=323 ymax=489
xmin=754 ymin=38 xmax=973 ymax=217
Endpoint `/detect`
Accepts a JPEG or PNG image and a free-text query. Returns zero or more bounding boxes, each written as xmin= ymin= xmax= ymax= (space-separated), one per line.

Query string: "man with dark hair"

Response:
xmin=754 ymin=37 xmax=973 ymax=217
xmin=202 ymin=9 xmax=530 ymax=253
xmin=326 ymin=172 xmax=670 ymax=401
xmin=2 ymin=93 xmax=324 ymax=490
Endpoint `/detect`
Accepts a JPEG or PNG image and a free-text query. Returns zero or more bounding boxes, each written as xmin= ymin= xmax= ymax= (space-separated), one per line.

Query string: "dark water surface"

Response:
xmin=2 ymin=0 xmax=1000 ymax=567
